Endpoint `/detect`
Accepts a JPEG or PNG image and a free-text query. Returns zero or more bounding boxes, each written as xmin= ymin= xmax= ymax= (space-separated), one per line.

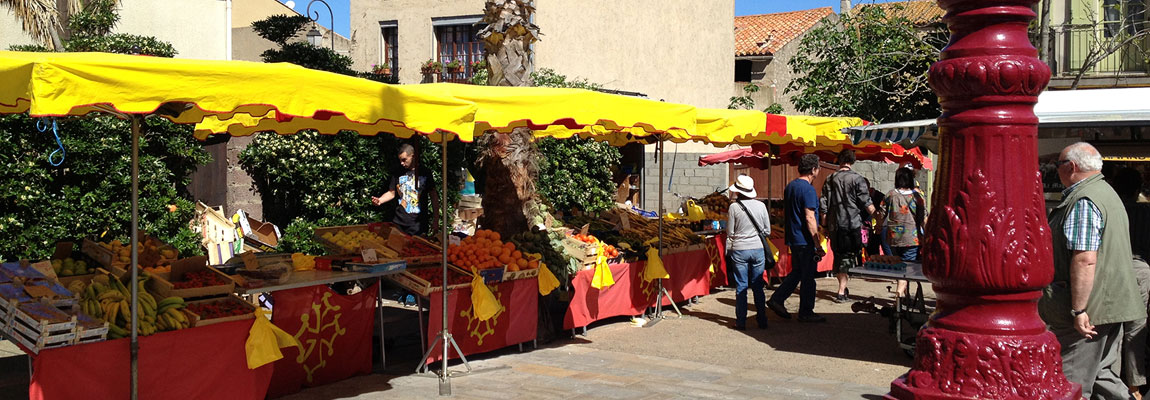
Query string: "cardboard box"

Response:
xmin=233 ymin=209 xmax=280 ymax=252
xmin=147 ymin=257 xmax=235 ymax=300
xmin=194 ymin=202 xmax=238 ymax=265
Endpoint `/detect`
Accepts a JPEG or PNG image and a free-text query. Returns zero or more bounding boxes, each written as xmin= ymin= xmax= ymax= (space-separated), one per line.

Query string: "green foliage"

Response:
xmin=0 ymin=114 xmax=210 ymax=260
xmin=357 ymin=71 xmax=400 ymax=84
xmin=728 ymin=83 xmax=760 ymax=110
xmin=470 ymin=67 xmax=489 ymax=85
xmin=763 ymin=103 xmax=784 ymax=114
xmin=8 ymin=44 xmax=52 ymax=52
xmin=786 ymin=4 xmax=944 ymax=122
xmin=415 ymin=137 xmax=467 ymax=237
xmin=68 ymin=0 xmax=120 ymax=38
xmin=536 ymin=137 xmax=621 ymax=212
xmin=251 ymin=14 xmax=313 ymax=45
xmin=524 ymin=69 xmax=620 ymax=213
xmin=66 ymin=34 xmax=177 ymax=57
xmin=530 ymin=68 xmax=602 ymax=90
xmin=276 ymin=218 xmax=325 ymax=254
xmin=262 ymin=42 xmax=353 ymax=75
xmin=238 ymin=131 xmax=396 ymax=228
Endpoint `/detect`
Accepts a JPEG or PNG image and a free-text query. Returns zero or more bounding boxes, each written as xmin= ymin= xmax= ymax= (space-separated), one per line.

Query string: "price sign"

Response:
xmin=361 ymin=248 xmax=378 ymax=263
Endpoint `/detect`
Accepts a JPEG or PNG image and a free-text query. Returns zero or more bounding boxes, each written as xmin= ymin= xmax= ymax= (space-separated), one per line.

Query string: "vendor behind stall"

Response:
xmin=372 ymin=143 xmax=435 ymax=236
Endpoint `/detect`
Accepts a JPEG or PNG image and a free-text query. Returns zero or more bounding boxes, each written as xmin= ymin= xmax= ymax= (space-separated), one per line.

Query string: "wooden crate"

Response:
xmin=80 ymin=237 xmax=179 ymax=270
xmin=561 ymin=237 xmax=599 ymax=264
xmin=388 ymin=265 xmax=470 ymax=297
xmin=6 ymin=302 xmax=77 ymax=353
xmin=313 ymin=225 xmax=383 ymax=255
xmin=386 ymin=233 xmax=441 ymax=266
xmin=147 ymin=257 xmax=235 ymax=300
xmin=504 ymin=268 xmax=540 ymax=281
xmin=185 ymin=294 xmax=255 ymax=327
xmin=73 ymin=313 xmax=108 ymax=344
xmin=343 ymin=259 xmax=407 ymax=274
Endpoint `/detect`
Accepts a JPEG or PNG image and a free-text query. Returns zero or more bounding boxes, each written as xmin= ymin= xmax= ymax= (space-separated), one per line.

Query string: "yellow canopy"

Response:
xmin=784 ymin=115 xmax=868 ymax=147
xmin=0 ymin=51 xmax=479 ymax=141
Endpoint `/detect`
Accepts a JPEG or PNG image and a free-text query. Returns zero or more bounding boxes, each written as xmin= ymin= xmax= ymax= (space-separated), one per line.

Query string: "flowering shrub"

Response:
xmin=420 ymin=59 xmax=442 ymax=74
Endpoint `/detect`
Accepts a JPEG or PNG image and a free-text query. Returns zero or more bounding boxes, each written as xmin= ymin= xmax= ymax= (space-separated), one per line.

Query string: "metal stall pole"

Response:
xmin=439 ymin=139 xmax=451 ymax=395
xmin=129 ymin=116 xmax=141 ymax=400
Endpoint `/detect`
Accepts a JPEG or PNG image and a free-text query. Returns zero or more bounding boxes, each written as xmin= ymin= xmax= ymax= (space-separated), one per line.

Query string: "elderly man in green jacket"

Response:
xmin=1041 ymin=142 xmax=1147 ymax=399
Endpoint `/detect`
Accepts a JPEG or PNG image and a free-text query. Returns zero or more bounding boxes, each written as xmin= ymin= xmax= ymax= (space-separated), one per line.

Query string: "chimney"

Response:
xmin=841 ymin=0 xmax=852 ymax=17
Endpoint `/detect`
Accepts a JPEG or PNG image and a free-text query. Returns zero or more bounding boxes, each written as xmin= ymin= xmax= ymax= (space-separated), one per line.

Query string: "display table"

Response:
xmin=29 ymin=319 xmax=273 ymax=400
xmin=424 ymin=277 xmax=538 ymax=364
xmin=850 ymin=262 xmax=931 ymax=357
xmin=236 ymin=266 xmax=405 ymax=399
xmin=563 ymin=248 xmax=712 ymax=330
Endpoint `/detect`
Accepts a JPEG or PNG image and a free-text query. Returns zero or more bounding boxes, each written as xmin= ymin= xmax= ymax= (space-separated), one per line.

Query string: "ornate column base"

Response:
xmin=886 ymin=327 xmax=1081 ymax=399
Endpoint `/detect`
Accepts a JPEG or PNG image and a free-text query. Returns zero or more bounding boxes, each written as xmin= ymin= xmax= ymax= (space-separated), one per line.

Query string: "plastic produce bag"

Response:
xmin=643 ymin=247 xmax=669 ymax=282
xmin=470 ymin=273 xmax=501 ymax=321
xmin=685 ymin=199 xmax=705 ymax=222
xmin=591 ymin=243 xmax=615 ymax=289
xmin=245 ymin=308 xmax=301 ymax=369
xmin=537 ymin=261 xmax=560 ymax=296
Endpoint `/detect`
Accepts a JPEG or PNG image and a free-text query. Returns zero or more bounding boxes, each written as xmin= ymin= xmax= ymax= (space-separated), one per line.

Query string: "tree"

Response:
xmin=0 ymin=0 xmax=72 ymax=50
xmin=475 ymin=0 xmax=543 ymax=239
xmin=1066 ymin=0 xmax=1150 ymax=89
xmin=786 ymin=4 xmax=945 ymax=122
xmin=0 ymin=2 xmax=207 ymax=259
xmin=727 ymin=83 xmax=760 ymax=110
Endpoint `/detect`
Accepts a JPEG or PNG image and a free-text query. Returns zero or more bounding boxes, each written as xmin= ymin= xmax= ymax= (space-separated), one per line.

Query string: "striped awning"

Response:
xmin=846 ymin=119 xmax=936 ymax=145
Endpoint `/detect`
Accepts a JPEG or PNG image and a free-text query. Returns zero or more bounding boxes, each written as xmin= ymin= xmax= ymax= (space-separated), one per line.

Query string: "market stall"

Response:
xmin=1 ymin=50 xmax=716 ymax=397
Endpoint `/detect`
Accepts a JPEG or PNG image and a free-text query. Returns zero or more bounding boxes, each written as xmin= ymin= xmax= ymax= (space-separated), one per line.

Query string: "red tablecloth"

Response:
xmin=564 ymin=249 xmax=712 ymax=330
xmin=29 ymin=319 xmax=274 ymax=400
xmin=427 ymin=277 xmax=538 ymax=363
xmin=564 ymin=261 xmax=649 ymax=330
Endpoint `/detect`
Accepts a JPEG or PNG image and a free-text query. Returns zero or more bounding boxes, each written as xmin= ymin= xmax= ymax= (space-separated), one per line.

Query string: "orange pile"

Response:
xmin=448 ymin=230 xmax=539 ymax=273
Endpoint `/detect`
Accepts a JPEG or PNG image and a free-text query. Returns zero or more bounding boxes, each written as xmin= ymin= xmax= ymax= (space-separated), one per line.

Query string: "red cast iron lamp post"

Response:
xmin=888 ymin=0 xmax=1079 ymax=398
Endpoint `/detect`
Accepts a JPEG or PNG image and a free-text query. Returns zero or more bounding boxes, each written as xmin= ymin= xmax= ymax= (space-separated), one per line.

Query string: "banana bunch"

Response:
xmin=154 ymin=296 xmax=190 ymax=332
xmin=66 ymin=280 xmax=87 ymax=296
xmin=78 ymin=273 xmax=188 ymax=339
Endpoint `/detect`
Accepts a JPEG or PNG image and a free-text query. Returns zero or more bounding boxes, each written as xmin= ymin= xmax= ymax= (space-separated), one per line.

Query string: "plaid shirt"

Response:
xmin=1063 ymin=181 xmax=1103 ymax=251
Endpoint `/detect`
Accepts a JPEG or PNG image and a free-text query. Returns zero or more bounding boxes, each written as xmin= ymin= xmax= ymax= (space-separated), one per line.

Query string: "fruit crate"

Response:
xmin=80 ymin=237 xmax=179 ymax=270
xmin=561 ymin=236 xmax=600 ymax=264
xmin=313 ymin=225 xmax=379 ymax=255
xmin=0 ymin=262 xmax=48 ymax=282
xmin=504 ymin=268 xmax=540 ymax=281
xmin=184 ymin=294 xmax=255 ymax=327
xmin=6 ymin=302 xmax=78 ymax=354
xmin=73 ymin=313 xmax=109 ymax=344
xmin=148 ymin=257 xmax=235 ymax=300
xmin=387 ymin=233 xmax=442 ymax=267
xmin=388 ymin=265 xmax=471 ymax=297
xmin=0 ymin=281 xmax=76 ymax=310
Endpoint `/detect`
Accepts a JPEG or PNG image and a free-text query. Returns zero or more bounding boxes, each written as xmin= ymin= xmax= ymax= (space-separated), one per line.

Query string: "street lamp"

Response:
xmin=306 ymin=0 xmax=334 ymax=50
xmin=306 ymin=25 xmax=322 ymax=47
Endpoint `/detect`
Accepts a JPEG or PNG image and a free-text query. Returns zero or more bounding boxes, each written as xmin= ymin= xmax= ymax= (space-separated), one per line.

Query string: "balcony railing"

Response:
xmin=438 ymin=41 xmax=483 ymax=84
xmin=1054 ymin=24 xmax=1150 ymax=76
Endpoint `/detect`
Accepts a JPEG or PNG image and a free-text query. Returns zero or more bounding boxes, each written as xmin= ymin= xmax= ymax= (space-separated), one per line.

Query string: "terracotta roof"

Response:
xmin=735 ymin=7 xmax=834 ymax=57
xmin=851 ymin=0 xmax=945 ymax=26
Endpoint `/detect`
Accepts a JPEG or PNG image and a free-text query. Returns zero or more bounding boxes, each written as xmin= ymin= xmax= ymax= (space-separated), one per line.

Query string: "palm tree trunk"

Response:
xmin=476 ymin=0 xmax=542 ymax=239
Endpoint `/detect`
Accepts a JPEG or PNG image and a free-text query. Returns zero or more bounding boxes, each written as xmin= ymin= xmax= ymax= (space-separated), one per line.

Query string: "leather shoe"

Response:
xmin=767 ymin=300 xmax=791 ymax=320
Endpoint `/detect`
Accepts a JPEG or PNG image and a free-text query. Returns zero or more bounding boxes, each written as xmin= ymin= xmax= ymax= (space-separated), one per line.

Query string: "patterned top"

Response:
xmin=882 ymin=189 xmax=925 ymax=248
xmin=1061 ymin=180 xmax=1103 ymax=252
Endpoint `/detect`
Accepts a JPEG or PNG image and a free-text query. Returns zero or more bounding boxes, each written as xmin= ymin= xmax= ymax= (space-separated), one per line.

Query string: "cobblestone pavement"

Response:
xmin=282 ymin=345 xmax=886 ymax=400
xmin=283 ymin=275 xmax=926 ymax=399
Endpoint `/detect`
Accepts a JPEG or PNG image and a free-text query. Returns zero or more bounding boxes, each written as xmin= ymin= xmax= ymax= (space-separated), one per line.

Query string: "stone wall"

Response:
xmin=641 ymin=152 xmax=730 ymax=213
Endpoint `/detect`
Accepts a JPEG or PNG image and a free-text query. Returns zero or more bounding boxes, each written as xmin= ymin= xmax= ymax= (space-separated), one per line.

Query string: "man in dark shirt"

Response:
xmin=767 ymin=154 xmax=826 ymax=323
xmin=1113 ymin=167 xmax=1150 ymax=397
xmin=372 ymin=144 xmax=433 ymax=235
xmin=821 ymin=150 xmax=875 ymax=303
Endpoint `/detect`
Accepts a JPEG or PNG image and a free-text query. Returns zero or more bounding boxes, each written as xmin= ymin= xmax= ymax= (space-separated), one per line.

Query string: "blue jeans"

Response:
xmin=770 ymin=244 xmax=817 ymax=317
xmin=728 ymin=248 xmax=768 ymax=327
xmin=893 ymin=246 xmax=919 ymax=262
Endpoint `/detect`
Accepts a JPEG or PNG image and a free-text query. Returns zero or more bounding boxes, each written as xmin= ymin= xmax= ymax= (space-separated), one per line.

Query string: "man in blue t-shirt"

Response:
xmin=767 ymin=154 xmax=827 ymax=323
xmin=372 ymin=144 xmax=434 ymax=235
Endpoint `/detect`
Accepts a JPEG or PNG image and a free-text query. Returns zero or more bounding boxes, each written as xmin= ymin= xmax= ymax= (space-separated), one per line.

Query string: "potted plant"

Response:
xmin=420 ymin=59 xmax=442 ymax=75
xmin=372 ymin=63 xmax=391 ymax=75
xmin=469 ymin=60 xmax=487 ymax=72
xmin=444 ymin=60 xmax=463 ymax=73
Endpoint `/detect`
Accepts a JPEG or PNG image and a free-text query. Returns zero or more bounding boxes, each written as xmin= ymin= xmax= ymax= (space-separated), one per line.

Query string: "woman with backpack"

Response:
xmin=880 ymin=167 xmax=926 ymax=297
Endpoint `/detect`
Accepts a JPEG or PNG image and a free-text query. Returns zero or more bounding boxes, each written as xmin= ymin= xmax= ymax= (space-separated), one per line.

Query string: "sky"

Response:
xmin=279 ymin=0 xmax=910 ymax=38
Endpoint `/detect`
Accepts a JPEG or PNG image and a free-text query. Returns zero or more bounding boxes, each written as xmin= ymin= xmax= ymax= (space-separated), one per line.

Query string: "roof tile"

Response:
xmin=734 ymin=7 xmax=834 ymax=57
xmin=851 ymin=0 xmax=945 ymax=25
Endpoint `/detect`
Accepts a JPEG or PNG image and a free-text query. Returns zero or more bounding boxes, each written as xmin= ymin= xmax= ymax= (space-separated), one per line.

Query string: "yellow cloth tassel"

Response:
xmin=643 ymin=247 xmax=669 ymax=282
xmin=470 ymin=273 xmax=501 ymax=321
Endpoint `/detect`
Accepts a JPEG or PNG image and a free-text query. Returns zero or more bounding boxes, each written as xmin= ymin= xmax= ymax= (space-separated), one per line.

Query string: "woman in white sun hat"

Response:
xmin=726 ymin=174 xmax=772 ymax=330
